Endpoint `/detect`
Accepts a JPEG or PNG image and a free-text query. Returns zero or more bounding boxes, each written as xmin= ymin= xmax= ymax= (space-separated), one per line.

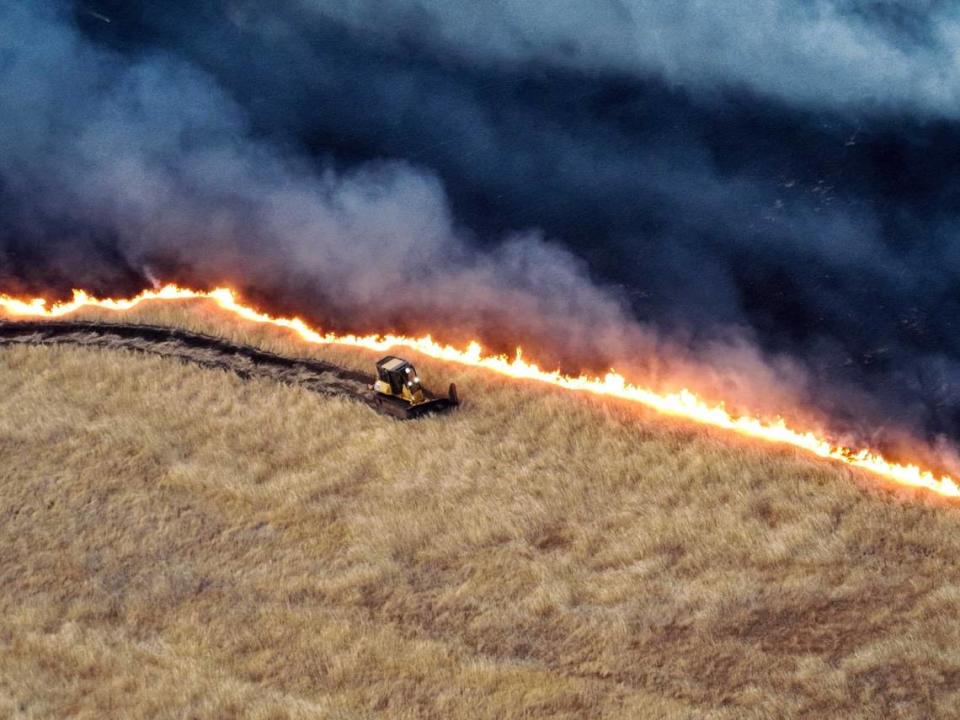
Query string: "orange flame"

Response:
xmin=2 ymin=283 xmax=958 ymax=499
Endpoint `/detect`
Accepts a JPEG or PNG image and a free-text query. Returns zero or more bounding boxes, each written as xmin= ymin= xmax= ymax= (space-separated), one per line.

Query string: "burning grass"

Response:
xmin=3 ymin=300 xmax=960 ymax=718
xmin=3 ymin=285 xmax=956 ymax=496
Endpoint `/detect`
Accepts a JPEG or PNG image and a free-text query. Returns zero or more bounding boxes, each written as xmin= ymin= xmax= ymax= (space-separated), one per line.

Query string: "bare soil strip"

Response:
xmin=0 ymin=320 xmax=384 ymax=411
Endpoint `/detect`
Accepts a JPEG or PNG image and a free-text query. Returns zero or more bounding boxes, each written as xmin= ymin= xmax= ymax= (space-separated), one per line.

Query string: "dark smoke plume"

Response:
xmin=3 ymin=1 xmax=960 ymax=461
xmin=0 ymin=3 xmax=656 ymax=365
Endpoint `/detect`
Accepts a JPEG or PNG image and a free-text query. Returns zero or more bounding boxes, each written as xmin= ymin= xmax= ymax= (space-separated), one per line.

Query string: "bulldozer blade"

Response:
xmin=372 ymin=383 xmax=460 ymax=420
xmin=403 ymin=397 xmax=458 ymax=419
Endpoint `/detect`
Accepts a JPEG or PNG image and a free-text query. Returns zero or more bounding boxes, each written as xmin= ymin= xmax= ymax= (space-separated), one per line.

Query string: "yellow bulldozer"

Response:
xmin=371 ymin=355 xmax=459 ymax=419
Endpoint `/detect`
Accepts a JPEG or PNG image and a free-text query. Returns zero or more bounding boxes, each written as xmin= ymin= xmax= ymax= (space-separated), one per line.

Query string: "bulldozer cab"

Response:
xmin=371 ymin=355 xmax=459 ymax=419
xmin=376 ymin=356 xmax=422 ymax=397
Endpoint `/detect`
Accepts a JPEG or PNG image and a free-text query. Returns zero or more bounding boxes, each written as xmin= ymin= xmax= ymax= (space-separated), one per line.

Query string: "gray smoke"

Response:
xmin=3 ymin=1 xmax=960 ymax=468
xmin=304 ymin=0 xmax=960 ymax=116
xmin=0 ymin=2 xmax=657 ymax=368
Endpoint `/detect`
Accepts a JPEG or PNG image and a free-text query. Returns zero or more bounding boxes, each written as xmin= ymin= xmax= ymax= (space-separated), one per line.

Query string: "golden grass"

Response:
xmin=3 ymin=299 xmax=960 ymax=718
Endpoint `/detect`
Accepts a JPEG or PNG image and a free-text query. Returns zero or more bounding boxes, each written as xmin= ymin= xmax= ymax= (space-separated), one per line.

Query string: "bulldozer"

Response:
xmin=371 ymin=355 xmax=459 ymax=419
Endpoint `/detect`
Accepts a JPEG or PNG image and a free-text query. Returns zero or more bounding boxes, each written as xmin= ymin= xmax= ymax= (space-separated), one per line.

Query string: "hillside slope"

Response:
xmin=2 ymin=301 xmax=960 ymax=718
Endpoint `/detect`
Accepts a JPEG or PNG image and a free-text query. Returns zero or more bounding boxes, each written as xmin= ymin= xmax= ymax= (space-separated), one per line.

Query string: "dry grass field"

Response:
xmin=3 ymin=298 xmax=960 ymax=718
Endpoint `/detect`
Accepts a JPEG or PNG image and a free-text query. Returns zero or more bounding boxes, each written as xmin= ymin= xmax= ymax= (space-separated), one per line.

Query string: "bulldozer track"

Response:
xmin=0 ymin=319 xmax=391 ymax=413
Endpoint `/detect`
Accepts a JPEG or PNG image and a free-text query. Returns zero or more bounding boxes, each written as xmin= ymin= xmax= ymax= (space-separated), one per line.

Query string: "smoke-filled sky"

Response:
xmin=3 ymin=0 xmax=960 ymax=451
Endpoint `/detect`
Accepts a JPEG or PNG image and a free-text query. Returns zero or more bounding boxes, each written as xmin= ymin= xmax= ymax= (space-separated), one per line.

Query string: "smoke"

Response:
xmin=301 ymin=0 xmax=960 ymax=116
xmin=0 ymin=2 xmax=656 ymax=370
xmin=3 ymin=0 xmax=960 ymax=459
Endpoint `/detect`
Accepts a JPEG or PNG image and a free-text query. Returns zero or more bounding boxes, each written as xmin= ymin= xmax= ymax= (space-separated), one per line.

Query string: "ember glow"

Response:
xmin=2 ymin=284 xmax=958 ymax=499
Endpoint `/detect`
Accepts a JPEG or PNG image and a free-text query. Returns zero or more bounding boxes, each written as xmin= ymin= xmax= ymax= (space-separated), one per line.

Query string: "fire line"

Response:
xmin=1 ymin=283 xmax=958 ymax=499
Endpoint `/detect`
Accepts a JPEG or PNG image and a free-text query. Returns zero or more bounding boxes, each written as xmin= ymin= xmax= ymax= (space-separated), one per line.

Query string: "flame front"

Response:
xmin=2 ymin=283 xmax=958 ymax=499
